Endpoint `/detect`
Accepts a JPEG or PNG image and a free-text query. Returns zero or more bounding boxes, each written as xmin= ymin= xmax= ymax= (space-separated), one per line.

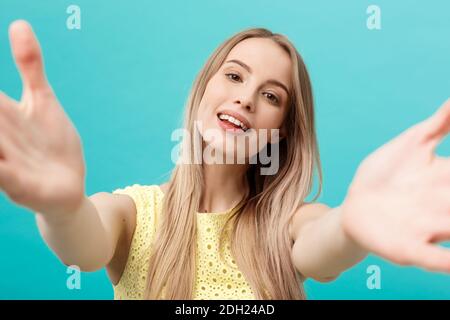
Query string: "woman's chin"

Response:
xmin=201 ymin=143 xmax=250 ymax=164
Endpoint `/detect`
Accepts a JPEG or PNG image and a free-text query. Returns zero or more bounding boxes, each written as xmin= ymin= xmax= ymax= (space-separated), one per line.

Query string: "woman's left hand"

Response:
xmin=341 ymin=99 xmax=450 ymax=273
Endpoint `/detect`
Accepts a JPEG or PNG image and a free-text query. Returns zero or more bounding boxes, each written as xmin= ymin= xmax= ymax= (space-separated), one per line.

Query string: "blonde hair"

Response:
xmin=144 ymin=27 xmax=322 ymax=299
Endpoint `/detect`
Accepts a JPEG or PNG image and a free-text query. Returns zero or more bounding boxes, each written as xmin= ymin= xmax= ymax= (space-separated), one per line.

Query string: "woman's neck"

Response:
xmin=200 ymin=163 xmax=249 ymax=213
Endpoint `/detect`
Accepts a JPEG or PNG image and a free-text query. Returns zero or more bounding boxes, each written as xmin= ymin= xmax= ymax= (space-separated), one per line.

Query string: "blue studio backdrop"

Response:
xmin=0 ymin=0 xmax=449 ymax=299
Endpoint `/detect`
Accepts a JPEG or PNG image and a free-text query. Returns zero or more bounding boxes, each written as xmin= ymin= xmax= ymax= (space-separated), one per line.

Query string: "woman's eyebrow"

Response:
xmin=224 ymin=59 xmax=290 ymax=96
xmin=226 ymin=59 xmax=253 ymax=73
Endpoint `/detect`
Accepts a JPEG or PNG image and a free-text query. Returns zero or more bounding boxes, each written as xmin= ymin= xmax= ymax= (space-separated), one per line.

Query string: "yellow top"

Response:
xmin=111 ymin=184 xmax=256 ymax=299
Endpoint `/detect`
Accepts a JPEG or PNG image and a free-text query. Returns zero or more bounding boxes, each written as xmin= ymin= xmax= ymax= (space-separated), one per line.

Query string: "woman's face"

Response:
xmin=196 ymin=37 xmax=292 ymax=163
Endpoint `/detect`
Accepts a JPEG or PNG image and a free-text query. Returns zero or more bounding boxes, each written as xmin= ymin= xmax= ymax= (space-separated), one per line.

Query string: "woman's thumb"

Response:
xmin=8 ymin=20 xmax=48 ymax=92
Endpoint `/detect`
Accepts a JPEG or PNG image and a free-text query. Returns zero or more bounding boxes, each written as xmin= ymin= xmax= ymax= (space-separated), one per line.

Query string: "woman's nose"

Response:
xmin=234 ymin=94 xmax=255 ymax=112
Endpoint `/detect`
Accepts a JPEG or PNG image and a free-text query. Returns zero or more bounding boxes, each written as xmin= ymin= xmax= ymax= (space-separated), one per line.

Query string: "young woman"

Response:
xmin=0 ymin=20 xmax=449 ymax=300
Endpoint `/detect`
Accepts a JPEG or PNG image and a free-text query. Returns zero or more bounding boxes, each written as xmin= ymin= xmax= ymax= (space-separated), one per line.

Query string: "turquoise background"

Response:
xmin=1 ymin=0 xmax=449 ymax=299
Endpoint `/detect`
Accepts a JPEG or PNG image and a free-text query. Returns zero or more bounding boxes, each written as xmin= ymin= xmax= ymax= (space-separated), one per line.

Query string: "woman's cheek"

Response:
xmin=257 ymin=118 xmax=284 ymax=143
xmin=257 ymin=117 xmax=279 ymax=130
xmin=212 ymin=77 xmax=233 ymax=99
xmin=202 ymin=82 xmax=221 ymax=108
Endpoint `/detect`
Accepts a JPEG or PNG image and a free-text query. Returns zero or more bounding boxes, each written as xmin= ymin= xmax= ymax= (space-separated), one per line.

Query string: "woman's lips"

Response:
xmin=216 ymin=114 xmax=245 ymax=133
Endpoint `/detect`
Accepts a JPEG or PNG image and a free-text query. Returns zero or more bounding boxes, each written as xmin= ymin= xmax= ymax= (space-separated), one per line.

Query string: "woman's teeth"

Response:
xmin=218 ymin=113 xmax=248 ymax=131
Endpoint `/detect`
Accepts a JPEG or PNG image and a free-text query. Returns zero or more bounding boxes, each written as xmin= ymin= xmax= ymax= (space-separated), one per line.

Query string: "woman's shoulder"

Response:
xmin=106 ymin=182 xmax=168 ymax=286
xmin=112 ymin=182 xmax=164 ymax=193
xmin=112 ymin=182 xmax=167 ymax=201
xmin=109 ymin=182 xmax=167 ymax=237
xmin=158 ymin=182 xmax=169 ymax=195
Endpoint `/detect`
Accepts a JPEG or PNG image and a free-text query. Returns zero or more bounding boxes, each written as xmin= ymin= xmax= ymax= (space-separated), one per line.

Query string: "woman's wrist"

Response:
xmin=337 ymin=203 xmax=369 ymax=263
xmin=35 ymin=194 xmax=90 ymax=227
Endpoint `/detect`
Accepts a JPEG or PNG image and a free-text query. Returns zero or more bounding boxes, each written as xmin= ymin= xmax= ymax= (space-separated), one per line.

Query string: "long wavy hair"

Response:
xmin=144 ymin=27 xmax=322 ymax=299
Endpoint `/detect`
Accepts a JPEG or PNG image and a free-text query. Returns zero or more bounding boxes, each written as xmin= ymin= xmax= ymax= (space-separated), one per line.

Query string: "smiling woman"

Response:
xmin=1 ymin=19 xmax=450 ymax=301
xmin=131 ymin=29 xmax=322 ymax=299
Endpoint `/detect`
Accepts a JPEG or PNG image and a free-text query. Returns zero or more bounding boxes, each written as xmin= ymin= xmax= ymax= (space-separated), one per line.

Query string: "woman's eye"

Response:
xmin=263 ymin=92 xmax=280 ymax=105
xmin=225 ymin=73 xmax=242 ymax=82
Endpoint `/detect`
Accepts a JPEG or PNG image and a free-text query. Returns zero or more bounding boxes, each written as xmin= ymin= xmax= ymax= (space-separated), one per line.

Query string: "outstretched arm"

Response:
xmin=291 ymin=205 xmax=367 ymax=282
xmin=0 ymin=20 xmax=133 ymax=273
xmin=291 ymin=99 xmax=450 ymax=282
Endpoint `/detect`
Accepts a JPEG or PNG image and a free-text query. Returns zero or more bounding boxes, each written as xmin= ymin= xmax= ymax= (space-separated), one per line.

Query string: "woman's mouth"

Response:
xmin=216 ymin=113 xmax=248 ymax=133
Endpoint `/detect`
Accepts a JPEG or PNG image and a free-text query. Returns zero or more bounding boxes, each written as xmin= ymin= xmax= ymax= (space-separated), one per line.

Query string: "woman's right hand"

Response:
xmin=0 ymin=20 xmax=86 ymax=218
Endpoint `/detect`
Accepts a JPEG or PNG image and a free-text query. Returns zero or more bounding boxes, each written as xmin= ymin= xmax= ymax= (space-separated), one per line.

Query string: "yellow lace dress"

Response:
xmin=111 ymin=184 xmax=256 ymax=299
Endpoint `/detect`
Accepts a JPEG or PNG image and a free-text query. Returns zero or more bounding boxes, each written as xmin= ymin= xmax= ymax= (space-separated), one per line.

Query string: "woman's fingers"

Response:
xmin=8 ymin=20 xmax=48 ymax=92
xmin=0 ymin=90 xmax=17 ymax=106
xmin=0 ymin=161 xmax=13 ymax=190
xmin=420 ymin=99 xmax=450 ymax=149
xmin=0 ymin=91 xmax=19 ymax=122
xmin=429 ymin=213 xmax=450 ymax=239
xmin=433 ymin=155 xmax=450 ymax=175
xmin=410 ymin=243 xmax=450 ymax=273
xmin=408 ymin=215 xmax=450 ymax=273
